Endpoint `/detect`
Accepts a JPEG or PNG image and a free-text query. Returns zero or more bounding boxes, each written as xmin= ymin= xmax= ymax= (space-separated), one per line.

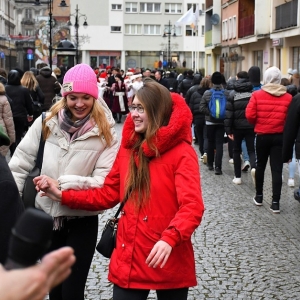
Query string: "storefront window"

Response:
xmin=293 ymin=47 xmax=300 ymax=72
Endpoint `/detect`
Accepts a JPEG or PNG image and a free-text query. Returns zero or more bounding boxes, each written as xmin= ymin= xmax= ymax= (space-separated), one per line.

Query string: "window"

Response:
xmin=165 ymin=3 xmax=182 ymax=13
xmin=125 ymin=2 xmax=137 ymax=12
xmin=125 ymin=24 xmax=142 ymax=34
xmin=185 ymin=26 xmax=196 ymax=36
xmin=25 ymin=29 xmax=33 ymax=36
xmin=112 ymin=4 xmax=122 ymax=10
xmin=140 ymin=3 xmax=160 ymax=13
xmin=111 ymin=26 xmax=121 ymax=32
xmin=228 ymin=17 xmax=232 ymax=39
xmin=25 ymin=8 xmax=32 ymax=19
xmin=201 ymin=25 xmax=204 ymax=36
xmin=187 ymin=3 xmax=197 ymax=11
xmin=232 ymin=16 xmax=237 ymax=38
xmin=144 ymin=25 xmax=160 ymax=35
xmin=222 ymin=20 xmax=228 ymax=41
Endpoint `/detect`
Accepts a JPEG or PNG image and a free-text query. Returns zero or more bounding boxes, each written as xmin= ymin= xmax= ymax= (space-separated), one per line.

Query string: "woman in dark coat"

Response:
xmin=110 ymin=73 xmax=129 ymax=123
xmin=5 ymin=70 xmax=33 ymax=155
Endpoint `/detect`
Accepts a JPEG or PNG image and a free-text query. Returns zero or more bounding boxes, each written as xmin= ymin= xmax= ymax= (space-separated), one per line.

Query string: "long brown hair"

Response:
xmin=124 ymin=78 xmax=172 ymax=208
xmin=21 ymin=71 xmax=38 ymax=91
xmin=42 ymin=97 xmax=113 ymax=147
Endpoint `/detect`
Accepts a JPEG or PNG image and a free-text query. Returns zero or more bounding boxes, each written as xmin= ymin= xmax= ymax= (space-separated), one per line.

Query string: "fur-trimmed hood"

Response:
xmin=122 ymin=92 xmax=192 ymax=158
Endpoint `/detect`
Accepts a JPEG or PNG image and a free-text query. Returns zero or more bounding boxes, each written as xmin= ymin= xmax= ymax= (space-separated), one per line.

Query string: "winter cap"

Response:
xmin=292 ymin=69 xmax=298 ymax=75
xmin=211 ymin=71 xmax=223 ymax=85
xmin=263 ymin=67 xmax=282 ymax=84
xmin=0 ymin=125 xmax=10 ymax=146
xmin=62 ymin=64 xmax=98 ymax=99
xmin=248 ymin=66 xmax=261 ymax=86
xmin=287 ymin=68 xmax=293 ymax=75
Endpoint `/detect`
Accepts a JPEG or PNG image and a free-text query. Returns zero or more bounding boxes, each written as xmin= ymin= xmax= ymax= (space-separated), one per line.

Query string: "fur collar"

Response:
xmin=122 ymin=92 xmax=192 ymax=158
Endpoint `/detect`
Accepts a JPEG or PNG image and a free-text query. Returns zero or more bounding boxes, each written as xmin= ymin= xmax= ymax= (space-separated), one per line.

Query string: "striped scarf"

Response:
xmin=58 ymin=109 xmax=94 ymax=142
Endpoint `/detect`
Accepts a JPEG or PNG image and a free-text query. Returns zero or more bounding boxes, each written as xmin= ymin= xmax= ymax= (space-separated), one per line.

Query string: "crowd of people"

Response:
xmin=1 ymin=61 xmax=300 ymax=299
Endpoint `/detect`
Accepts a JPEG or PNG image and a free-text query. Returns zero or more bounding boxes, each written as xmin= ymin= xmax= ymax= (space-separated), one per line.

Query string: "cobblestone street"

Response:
xmin=84 ymin=123 xmax=300 ymax=300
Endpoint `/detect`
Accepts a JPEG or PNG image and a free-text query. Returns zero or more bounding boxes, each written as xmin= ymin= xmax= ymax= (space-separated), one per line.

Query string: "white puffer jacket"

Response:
xmin=9 ymin=98 xmax=119 ymax=217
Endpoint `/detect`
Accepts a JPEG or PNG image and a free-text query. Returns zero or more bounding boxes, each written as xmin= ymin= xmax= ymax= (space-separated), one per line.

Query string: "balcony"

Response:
xmin=275 ymin=0 xmax=298 ymax=30
xmin=21 ymin=19 xmax=35 ymax=26
xmin=239 ymin=15 xmax=254 ymax=38
xmin=205 ymin=30 xmax=212 ymax=47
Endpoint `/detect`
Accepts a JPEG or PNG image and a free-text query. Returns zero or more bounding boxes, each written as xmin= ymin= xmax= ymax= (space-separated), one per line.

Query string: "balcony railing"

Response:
xmin=239 ymin=15 xmax=254 ymax=38
xmin=205 ymin=30 xmax=212 ymax=47
xmin=275 ymin=0 xmax=298 ymax=30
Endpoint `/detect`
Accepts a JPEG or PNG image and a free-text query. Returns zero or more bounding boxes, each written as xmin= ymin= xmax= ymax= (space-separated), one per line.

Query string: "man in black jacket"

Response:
xmin=178 ymin=69 xmax=194 ymax=98
xmin=224 ymin=71 xmax=256 ymax=185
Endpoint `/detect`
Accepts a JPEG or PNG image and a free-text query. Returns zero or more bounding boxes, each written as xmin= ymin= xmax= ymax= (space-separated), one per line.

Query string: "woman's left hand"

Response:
xmin=33 ymin=175 xmax=62 ymax=202
xmin=34 ymin=175 xmax=58 ymax=193
xmin=145 ymin=240 xmax=172 ymax=269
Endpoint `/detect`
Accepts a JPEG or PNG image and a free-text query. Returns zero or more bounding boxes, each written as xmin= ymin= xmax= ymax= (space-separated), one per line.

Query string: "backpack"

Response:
xmin=208 ymin=88 xmax=226 ymax=119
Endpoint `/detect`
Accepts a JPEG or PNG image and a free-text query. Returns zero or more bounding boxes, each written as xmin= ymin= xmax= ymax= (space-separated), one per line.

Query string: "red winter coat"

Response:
xmin=61 ymin=93 xmax=205 ymax=290
xmin=246 ymin=84 xmax=292 ymax=134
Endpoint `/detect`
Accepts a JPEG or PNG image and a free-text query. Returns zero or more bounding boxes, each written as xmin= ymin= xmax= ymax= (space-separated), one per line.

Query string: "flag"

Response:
xmin=175 ymin=7 xmax=196 ymax=28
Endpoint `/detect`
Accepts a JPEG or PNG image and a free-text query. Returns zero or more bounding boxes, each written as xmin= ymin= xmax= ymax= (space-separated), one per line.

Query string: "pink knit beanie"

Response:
xmin=62 ymin=63 xmax=98 ymax=99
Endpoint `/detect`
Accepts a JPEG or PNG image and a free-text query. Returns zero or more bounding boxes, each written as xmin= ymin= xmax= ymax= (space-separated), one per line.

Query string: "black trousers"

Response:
xmin=10 ymin=116 xmax=26 ymax=156
xmin=255 ymin=133 xmax=283 ymax=202
xmin=233 ymin=129 xmax=256 ymax=178
xmin=194 ymin=117 xmax=207 ymax=155
xmin=206 ymin=124 xmax=224 ymax=169
xmin=48 ymin=215 xmax=98 ymax=300
xmin=113 ymin=285 xmax=189 ymax=300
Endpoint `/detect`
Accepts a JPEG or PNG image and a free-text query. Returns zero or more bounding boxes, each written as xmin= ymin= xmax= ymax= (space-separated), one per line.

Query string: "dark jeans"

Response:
xmin=48 ymin=215 xmax=98 ymax=300
xmin=10 ymin=116 xmax=26 ymax=156
xmin=228 ymin=138 xmax=233 ymax=159
xmin=194 ymin=118 xmax=207 ymax=155
xmin=113 ymin=285 xmax=189 ymax=300
xmin=233 ymin=129 xmax=256 ymax=178
xmin=206 ymin=124 xmax=224 ymax=169
xmin=255 ymin=134 xmax=283 ymax=202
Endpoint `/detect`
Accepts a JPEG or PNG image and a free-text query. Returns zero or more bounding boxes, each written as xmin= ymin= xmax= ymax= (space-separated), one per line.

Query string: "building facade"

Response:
xmin=207 ymin=0 xmax=300 ymax=79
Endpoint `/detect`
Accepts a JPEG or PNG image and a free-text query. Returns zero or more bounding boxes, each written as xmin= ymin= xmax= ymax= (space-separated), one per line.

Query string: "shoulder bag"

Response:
xmin=96 ymin=197 xmax=128 ymax=258
xmin=22 ymin=113 xmax=46 ymax=208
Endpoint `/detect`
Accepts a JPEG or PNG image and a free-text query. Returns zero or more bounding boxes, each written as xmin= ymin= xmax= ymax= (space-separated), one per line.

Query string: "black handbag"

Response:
xmin=22 ymin=113 xmax=46 ymax=209
xmin=96 ymin=199 xmax=127 ymax=258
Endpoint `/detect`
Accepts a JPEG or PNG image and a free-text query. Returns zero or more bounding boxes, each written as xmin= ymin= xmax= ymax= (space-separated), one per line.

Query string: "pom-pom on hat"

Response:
xmin=211 ymin=71 xmax=223 ymax=85
xmin=62 ymin=64 xmax=98 ymax=99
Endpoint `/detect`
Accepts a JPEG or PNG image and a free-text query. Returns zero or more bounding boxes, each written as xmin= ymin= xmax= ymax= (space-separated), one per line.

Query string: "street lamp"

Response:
xmin=162 ymin=21 xmax=176 ymax=69
xmin=33 ymin=0 xmax=66 ymax=70
xmin=67 ymin=4 xmax=88 ymax=65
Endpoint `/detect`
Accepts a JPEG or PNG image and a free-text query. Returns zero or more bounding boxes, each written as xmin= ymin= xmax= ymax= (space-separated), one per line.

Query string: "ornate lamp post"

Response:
xmin=67 ymin=4 xmax=88 ymax=65
xmin=162 ymin=21 xmax=176 ymax=68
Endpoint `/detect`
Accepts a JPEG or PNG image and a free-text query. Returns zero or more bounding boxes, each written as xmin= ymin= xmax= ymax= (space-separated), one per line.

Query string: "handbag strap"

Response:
xmin=35 ymin=112 xmax=46 ymax=169
xmin=113 ymin=189 xmax=132 ymax=219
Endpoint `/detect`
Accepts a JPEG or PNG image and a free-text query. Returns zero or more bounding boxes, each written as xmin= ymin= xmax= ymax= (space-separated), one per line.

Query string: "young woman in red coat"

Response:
xmin=34 ymin=78 xmax=205 ymax=300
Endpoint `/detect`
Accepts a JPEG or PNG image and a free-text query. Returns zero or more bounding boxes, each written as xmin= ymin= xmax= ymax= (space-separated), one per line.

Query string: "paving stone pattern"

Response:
xmin=42 ymin=123 xmax=300 ymax=300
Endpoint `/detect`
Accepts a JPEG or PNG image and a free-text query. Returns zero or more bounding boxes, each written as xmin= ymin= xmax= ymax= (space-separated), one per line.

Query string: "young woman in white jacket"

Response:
xmin=9 ymin=64 xmax=119 ymax=300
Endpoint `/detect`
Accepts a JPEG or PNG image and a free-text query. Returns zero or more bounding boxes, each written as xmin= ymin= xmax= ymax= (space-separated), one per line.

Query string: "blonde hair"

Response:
xmin=0 ymin=82 xmax=5 ymax=95
xmin=42 ymin=97 xmax=113 ymax=147
xmin=124 ymin=78 xmax=172 ymax=208
xmin=21 ymin=71 xmax=38 ymax=91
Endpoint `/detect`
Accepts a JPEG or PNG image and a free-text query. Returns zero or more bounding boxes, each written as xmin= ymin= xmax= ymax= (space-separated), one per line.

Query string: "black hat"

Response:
xmin=211 ymin=72 xmax=222 ymax=84
xmin=248 ymin=66 xmax=261 ymax=86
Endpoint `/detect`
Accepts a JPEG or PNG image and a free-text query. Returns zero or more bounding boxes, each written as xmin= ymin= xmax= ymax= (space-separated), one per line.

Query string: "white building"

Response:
xmin=71 ymin=0 xmax=205 ymax=72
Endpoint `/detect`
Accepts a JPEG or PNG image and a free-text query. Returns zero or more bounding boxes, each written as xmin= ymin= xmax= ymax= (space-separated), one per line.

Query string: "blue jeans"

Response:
xmin=241 ymin=139 xmax=249 ymax=161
